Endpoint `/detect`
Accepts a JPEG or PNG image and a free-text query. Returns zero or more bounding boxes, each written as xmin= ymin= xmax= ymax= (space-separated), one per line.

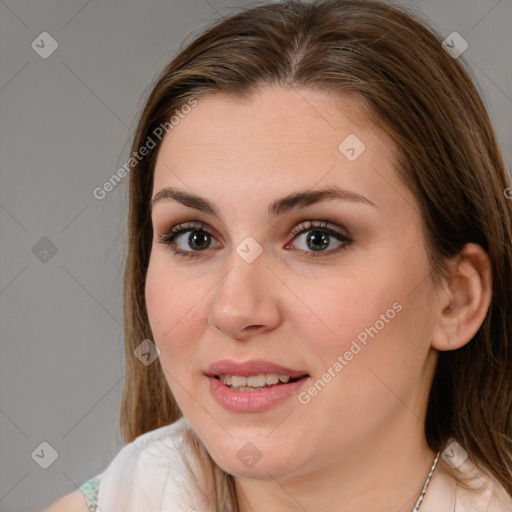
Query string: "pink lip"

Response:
xmin=204 ymin=359 xmax=310 ymax=413
xmin=204 ymin=359 xmax=309 ymax=378
xmin=206 ymin=375 xmax=310 ymax=412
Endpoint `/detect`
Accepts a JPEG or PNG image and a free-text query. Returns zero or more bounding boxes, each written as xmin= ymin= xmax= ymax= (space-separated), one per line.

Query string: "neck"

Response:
xmin=234 ymin=417 xmax=437 ymax=512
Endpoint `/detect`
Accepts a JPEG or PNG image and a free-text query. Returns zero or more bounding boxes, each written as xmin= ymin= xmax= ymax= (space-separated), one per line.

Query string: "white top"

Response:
xmin=96 ymin=417 xmax=217 ymax=512
xmin=95 ymin=417 xmax=512 ymax=511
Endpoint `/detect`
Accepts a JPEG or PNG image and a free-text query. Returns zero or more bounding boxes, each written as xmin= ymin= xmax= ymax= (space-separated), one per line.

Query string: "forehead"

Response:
xmin=152 ymin=85 xmax=414 ymax=218
xmin=155 ymin=86 xmax=373 ymax=165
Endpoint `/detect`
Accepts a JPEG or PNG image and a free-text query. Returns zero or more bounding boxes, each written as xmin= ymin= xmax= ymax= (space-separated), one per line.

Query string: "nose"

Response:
xmin=208 ymin=249 xmax=281 ymax=341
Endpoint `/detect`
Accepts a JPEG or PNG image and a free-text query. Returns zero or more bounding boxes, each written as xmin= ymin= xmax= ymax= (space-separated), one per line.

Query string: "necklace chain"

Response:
xmin=411 ymin=450 xmax=441 ymax=512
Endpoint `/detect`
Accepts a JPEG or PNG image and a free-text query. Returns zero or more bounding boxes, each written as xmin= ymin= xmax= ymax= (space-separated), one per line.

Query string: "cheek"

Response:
xmin=303 ymin=247 xmax=433 ymax=393
xmin=144 ymin=257 xmax=203 ymax=365
xmin=310 ymin=272 xmax=434 ymax=411
xmin=302 ymin=267 xmax=397 ymax=352
xmin=145 ymin=261 xmax=210 ymax=413
xmin=145 ymin=259 xmax=172 ymax=342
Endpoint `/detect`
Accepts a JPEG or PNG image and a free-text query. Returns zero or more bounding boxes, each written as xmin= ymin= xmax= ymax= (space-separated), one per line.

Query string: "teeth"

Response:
xmin=231 ymin=375 xmax=247 ymax=387
xmin=233 ymin=386 xmax=266 ymax=391
xmin=218 ymin=373 xmax=295 ymax=388
xmin=246 ymin=375 xmax=264 ymax=387
xmin=219 ymin=374 xmax=232 ymax=385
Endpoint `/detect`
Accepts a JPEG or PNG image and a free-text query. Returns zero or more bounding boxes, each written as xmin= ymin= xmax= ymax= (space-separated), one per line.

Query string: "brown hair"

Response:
xmin=119 ymin=0 xmax=512 ymax=507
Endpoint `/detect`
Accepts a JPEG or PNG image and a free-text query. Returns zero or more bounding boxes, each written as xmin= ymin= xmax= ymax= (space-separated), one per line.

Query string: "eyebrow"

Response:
xmin=150 ymin=185 xmax=376 ymax=218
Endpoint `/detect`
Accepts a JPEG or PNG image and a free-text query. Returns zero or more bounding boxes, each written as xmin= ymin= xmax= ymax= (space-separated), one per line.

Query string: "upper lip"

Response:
xmin=205 ymin=359 xmax=309 ymax=378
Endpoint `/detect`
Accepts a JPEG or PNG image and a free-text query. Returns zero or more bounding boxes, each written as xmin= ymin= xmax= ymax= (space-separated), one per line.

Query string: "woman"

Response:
xmin=46 ymin=0 xmax=512 ymax=510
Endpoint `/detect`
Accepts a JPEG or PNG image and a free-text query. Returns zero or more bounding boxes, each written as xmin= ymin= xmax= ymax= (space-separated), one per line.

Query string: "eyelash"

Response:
xmin=156 ymin=220 xmax=353 ymax=260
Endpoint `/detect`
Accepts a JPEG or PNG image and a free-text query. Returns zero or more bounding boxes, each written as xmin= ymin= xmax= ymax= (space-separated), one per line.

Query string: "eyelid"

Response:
xmin=156 ymin=221 xmax=219 ymax=246
xmin=156 ymin=218 xmax=353 ymax=260
xmin=288 ymin=219 xmax=351 ymax=238
xmin=157 ymin=219 xmax=348 ymax=244
xmin=158 ymin=217 xmax=349 ymax=239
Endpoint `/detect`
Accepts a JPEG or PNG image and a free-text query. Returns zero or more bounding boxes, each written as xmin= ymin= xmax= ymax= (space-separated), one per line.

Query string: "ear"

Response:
xmin=431 ymin=243 xmax=492 ymax=351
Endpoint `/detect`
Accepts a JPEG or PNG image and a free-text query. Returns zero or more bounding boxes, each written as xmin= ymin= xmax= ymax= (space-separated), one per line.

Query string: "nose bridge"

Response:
xmin=211 ymin=242 xmax=266 ymax=313
xmin=208 ymin=241 xmax=280 ymax=337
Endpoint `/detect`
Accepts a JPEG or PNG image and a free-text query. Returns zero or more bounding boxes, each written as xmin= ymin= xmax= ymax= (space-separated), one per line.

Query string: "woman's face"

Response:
xmin=145 ymin=85 xmax=440 ymax=480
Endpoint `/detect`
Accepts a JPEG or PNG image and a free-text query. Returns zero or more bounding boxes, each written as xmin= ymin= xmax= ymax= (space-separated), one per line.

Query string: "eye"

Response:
xmin=156 ymin=220 xmax=353 ymax=260
xmin=285 ymin=220 xmax=353 ymax=259
xmin=156 ymin=222 xmax=220 ymax=260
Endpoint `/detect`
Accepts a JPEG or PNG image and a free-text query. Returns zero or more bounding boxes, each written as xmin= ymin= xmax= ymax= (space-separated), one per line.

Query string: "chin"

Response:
xmin=216 ymin=455 xmax=297 ymax=480
xmin=201 ymin=435 xmax=302 ymax=480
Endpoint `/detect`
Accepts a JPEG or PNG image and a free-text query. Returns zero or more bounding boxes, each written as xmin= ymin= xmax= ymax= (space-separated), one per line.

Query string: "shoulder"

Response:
xmin=95 ymin=417 xmax=216 ymax=511
xmin=466 ymin=463 xmax=512 ymax=511
xmin=104 ymin=415 xmax=201 ymax=478
xmin=131 ymin=415 xmax=192 ymax=448
xmin=422 ymin=441 xmax=512 ymax=511
xmin=43 ymin=418 xmax=195 ymax=512
xmin=42 ymin=489 xmax=90 ymax=512
xmin=109 ymin=416 xmax=195 ymax=466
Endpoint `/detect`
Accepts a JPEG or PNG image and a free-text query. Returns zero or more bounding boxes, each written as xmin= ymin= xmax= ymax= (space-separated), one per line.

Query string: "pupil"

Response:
xmin=307 ymin=231 xmax=329 ymax=251
xmin=189 ymin=231 xmax=210 ymax=250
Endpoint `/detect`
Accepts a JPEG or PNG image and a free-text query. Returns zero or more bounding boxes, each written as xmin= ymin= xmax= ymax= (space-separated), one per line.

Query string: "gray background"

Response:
xmin=0 ymin=1 xmax=510 ymax=510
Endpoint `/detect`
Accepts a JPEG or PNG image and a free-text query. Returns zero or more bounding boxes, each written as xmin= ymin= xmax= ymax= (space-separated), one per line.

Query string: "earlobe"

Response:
xmin=431 ymin=243 xmax=492 ymax=352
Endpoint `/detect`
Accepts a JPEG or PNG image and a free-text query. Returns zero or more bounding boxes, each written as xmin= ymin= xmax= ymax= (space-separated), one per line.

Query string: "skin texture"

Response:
xmin=43 ymin=489 xmax=89 ymax=512
xmin=145 ymin=85 xmax=492 ymax=511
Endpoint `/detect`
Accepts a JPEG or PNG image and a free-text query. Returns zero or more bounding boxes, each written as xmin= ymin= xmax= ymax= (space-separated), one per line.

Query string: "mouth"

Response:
xmin=214 ymin=373 xmax=309 ymax=391
xmin=205 ymin=359 xmax=310 ymax=412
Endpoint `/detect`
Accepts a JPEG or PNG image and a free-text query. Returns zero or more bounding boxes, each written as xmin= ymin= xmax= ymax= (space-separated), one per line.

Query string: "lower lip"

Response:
xmin=207 ymin=375 xmax=310 ymax=413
